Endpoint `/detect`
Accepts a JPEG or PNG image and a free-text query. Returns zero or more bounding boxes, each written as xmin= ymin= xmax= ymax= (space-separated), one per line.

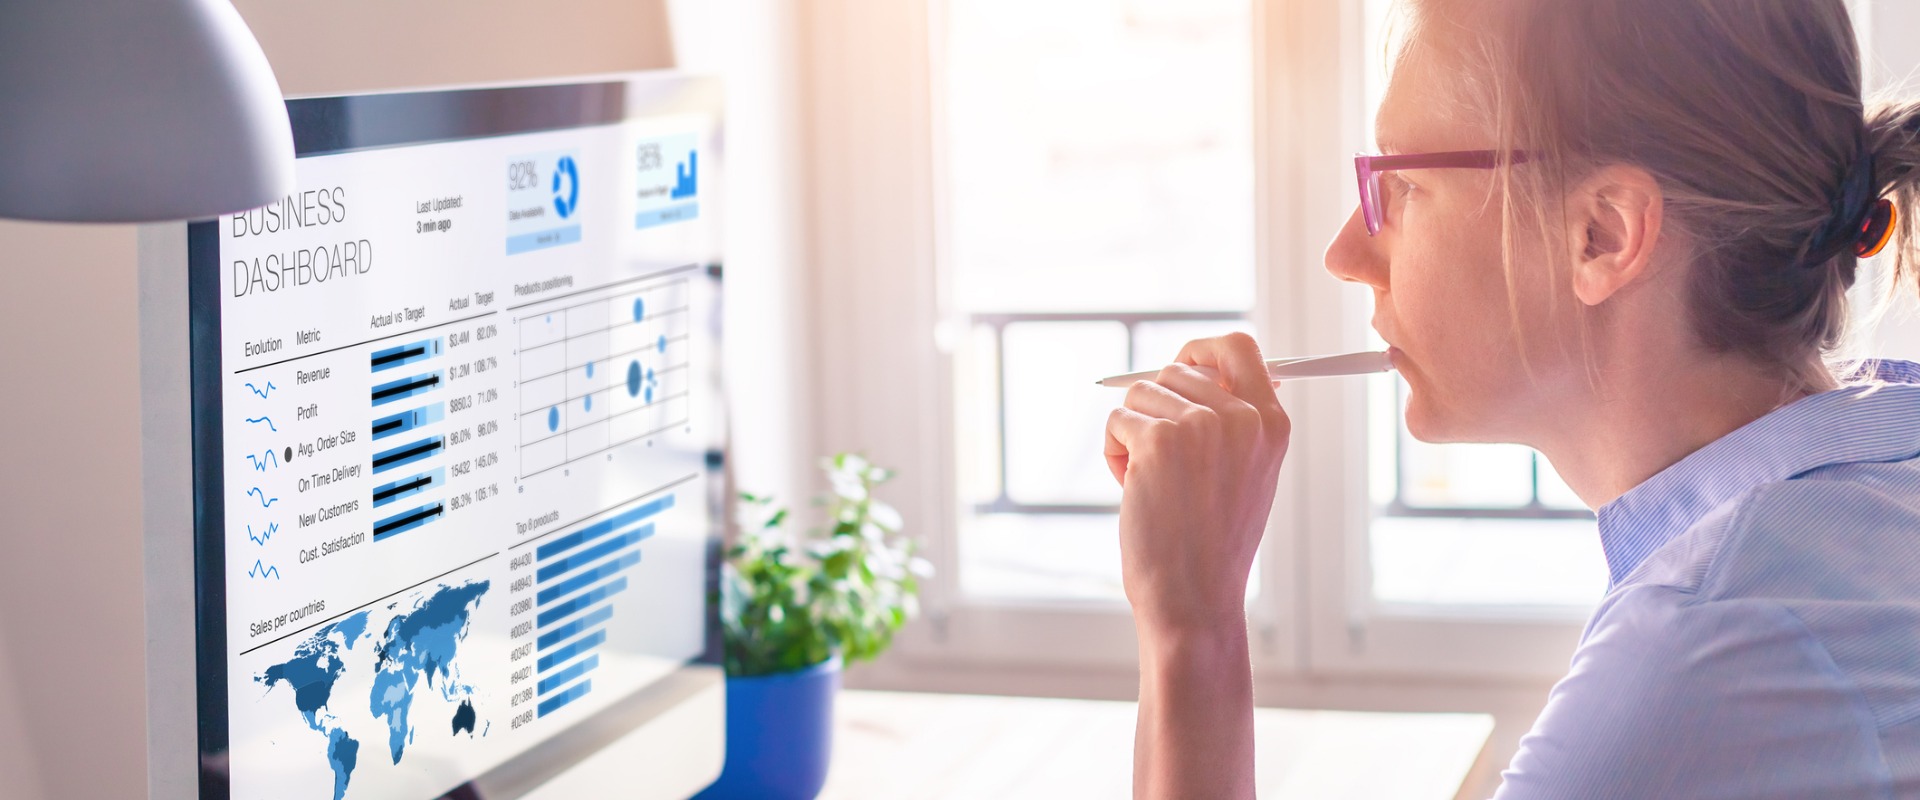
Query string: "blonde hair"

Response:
xmin=1403 ymin=0 xmax=1920 ymax=389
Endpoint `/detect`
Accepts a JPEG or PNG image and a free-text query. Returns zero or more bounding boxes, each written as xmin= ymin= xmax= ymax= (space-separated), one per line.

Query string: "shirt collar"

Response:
xmin=1594 ymin=359 xmax=1920 ymax=586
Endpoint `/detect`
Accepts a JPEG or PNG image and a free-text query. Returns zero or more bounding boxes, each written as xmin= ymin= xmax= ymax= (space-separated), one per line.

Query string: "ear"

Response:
xmin=1566 ymin=165 xmax=1664 ymax=306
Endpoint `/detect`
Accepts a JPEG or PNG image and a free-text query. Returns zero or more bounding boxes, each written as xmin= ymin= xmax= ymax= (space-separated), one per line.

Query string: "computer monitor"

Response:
xmin=139 ymin=74 xmax=727 ymax=800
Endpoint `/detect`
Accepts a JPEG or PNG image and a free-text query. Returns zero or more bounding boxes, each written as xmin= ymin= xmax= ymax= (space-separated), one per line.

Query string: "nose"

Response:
xmin=1324 ymin=205 xmax=1389 ymax=291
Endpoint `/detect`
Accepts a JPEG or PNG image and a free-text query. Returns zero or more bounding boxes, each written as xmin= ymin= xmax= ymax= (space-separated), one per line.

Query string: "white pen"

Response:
xmin=1095 ymin=350 xmax=1395 ymax=388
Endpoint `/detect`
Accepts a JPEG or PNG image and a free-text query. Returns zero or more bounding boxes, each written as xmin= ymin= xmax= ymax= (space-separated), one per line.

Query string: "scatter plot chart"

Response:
xmin=516 ymin=273 xmax=695 ymax=476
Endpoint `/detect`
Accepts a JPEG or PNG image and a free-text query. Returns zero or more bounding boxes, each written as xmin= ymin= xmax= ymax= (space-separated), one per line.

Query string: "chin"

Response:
xmin=1401 ymin=389 xmax=1476 ymax=444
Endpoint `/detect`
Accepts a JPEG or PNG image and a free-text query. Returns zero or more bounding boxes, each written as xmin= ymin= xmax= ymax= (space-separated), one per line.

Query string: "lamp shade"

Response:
xmin=0 ymin=0 xmax=294 ymax=222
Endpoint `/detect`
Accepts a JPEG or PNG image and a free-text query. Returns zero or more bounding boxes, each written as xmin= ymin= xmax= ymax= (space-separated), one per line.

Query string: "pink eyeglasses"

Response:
xmin=1355 ymin=150 xmax=1532 ymax=235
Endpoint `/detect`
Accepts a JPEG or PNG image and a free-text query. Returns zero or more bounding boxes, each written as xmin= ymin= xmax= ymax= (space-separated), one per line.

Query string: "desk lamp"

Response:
xmin=0 ymin=0 xmax=293 ymax=222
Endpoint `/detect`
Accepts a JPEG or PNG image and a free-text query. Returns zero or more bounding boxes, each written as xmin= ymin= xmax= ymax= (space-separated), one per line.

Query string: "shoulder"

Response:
xmin=1497 ymin=585 xmax=1889 ymax=799
xmin=1623 ymin=466 xmax=1920 ymax=603
xmin=1694 ymin=468 xmax=1920 ymax=734
xmin=1495 ymin=470 xmax=1920 ymax=799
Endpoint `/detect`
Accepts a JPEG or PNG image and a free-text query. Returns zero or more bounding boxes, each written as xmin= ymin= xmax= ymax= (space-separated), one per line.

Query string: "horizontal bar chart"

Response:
xmin=372 ymin=467 xmax=444 ymax=508
xmin=537 ymin=654 xmax=600 ymax=695
xmin=534 ymin=577 xmax=628 ymax=629
xmin=371 ymin=371 xmax=443 ymax=406
xmin=370 ymin=337 xmax=444 ymax=372
xmin=536 ymin=606 xmax=614 ymax=652
xmin=537 ymin=679 xmax=592 ymax=718
xmin=536 ymin=495 xmax=674 ymax=560
xmin=372 ymin=436 xmax=444 ymax=474
xmin=535 ymin=526 xmax=653 ymax=583
xmin=535 ymin=552 xmax=641 ymax=606
xmin=371 ymin=402 xmax=445 ymax=441
xmin=522 ymin=489 xmax=678 ymax=719
xmin=536 ymin=629 xmax=606 ymax=672
xmin=373 ymin=502 xmax=444 ymax=541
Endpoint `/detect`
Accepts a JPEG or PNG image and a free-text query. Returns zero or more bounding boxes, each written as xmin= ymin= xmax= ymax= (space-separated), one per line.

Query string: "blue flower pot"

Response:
xmin=694 ymin=656 xmax=842 ymax=800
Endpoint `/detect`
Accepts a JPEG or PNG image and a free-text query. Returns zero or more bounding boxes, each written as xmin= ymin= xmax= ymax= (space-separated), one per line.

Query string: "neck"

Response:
xmin=1530 ymin=353 xmax=1827 ymax=510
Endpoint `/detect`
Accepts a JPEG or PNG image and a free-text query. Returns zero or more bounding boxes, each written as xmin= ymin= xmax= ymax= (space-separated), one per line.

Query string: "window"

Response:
xmin=1368 ymin=376 xmax=1606 ymax=609
xmin=1850 ymin=0 xmax=1920 ymax=364
xmin=806 ymin=0 xmax=1920 ymax=685
xmin=942 ymin=0 xmax=1256 ymax=604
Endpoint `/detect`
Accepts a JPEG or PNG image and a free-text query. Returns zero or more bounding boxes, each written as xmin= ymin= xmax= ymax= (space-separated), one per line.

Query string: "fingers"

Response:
xmin=1121 ymin=363 xmax=1243 ymax=421
xmin=1174 ymin=332 xmax=1277 ymax=407
xmin=1109 ymin=335 xmax=1292 ymax=486
xmin=1104 ymin=407 xmax=1157 ymax=485
xmin=1111 ymin=373 xmax=1229 ymax=486
xmin=1122 ymin=376 xmax=1203 ymax=420
xmin=1151 ymin=363 xmax=1239 ymax=410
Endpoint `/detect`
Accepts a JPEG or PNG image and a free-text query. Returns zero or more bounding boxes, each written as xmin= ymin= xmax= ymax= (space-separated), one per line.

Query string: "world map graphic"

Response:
xmin=257 ymin=581 xmax=491 ymax=800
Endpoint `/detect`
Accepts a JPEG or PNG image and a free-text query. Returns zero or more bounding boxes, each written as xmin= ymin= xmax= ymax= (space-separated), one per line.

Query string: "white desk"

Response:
xmin=821 ymin=690 xmax=1494 ymax=800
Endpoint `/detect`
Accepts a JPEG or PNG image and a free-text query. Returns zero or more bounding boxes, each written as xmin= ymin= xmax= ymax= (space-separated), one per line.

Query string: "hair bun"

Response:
xmin=1802 ymin=149 xmax=1880 ymax=268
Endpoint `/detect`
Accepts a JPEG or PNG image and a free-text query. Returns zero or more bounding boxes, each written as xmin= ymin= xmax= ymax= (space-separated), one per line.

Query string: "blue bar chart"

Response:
xmin=634 ymin=134 xmax=701 ymax=231
xmin=370 ymin=342 xmax=449 ymax=541
xmin=372 ymin=466 xmax=445 ymax=508
xmin=371 ymin=436 xmax=444 ymax=474
xmin=370 ymin=337 xmax=445 ymax=372
xmin=371 ymin=402 xmax=445 ymax=440
xmin=524 ymin=492 xmax=674 ymax=717
xmin=373 ymin=501 xmax=445 ymax=541
xmin=372 ymin=371 xmax=444 ymax=407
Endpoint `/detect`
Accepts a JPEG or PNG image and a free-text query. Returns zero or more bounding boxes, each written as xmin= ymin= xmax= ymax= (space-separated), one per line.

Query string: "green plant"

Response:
xmin=719 ymin=453 xmax=933 ymax=678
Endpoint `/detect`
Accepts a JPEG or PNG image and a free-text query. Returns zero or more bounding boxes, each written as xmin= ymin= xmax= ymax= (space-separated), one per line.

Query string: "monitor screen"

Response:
xmin=187 ymin=76 xmax=724 ymax=800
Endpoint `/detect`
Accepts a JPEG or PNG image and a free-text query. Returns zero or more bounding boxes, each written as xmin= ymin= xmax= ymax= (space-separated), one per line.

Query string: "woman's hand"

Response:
xmin=1103 ymin=332 xmax=1291 ymax=634
xmin=1103 ymin=332 xmax=1289 ymax=800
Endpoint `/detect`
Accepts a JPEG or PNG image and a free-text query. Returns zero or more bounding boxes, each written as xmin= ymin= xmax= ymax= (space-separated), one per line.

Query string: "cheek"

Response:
xmin=1388 ymin=205 xmax=1533 ymax=436
xmin=1392 ymin=219 xmax=1517 ymax=368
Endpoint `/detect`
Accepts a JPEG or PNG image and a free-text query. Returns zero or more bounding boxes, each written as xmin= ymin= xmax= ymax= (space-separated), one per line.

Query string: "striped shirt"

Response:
xmin=1496 ymin=360 xmax=1920 ymax=799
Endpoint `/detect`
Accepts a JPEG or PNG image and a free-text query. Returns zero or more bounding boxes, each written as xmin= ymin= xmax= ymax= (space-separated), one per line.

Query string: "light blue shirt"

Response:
xmin=1497 ymin=360 xmax=1920 ymax=799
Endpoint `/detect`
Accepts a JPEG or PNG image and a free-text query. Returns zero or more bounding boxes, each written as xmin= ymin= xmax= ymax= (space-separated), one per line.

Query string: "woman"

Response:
xmin=1105 ymin=0 xmax=1920 ymax=797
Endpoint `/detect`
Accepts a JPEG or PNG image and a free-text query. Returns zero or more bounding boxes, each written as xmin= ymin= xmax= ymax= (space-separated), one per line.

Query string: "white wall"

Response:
xmin=0 ymin=611 xmax=42 ymax=795
xmin=0 ymin=3 xmax=734 ymax=798
xmin=0 ymin=219 xmax=147 ymax=800
xmin=231 ymin=0 xmax=672 ymax=96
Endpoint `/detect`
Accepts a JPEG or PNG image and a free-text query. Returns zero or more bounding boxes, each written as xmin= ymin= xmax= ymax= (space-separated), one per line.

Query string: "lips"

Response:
xmin=1372 ymin=321 xmax=1407 ymax=372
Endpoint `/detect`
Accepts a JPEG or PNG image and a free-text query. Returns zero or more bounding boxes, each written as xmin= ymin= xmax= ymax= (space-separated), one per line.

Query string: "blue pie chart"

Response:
xmin=552 ymin=156 xmax=580 ymax=219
